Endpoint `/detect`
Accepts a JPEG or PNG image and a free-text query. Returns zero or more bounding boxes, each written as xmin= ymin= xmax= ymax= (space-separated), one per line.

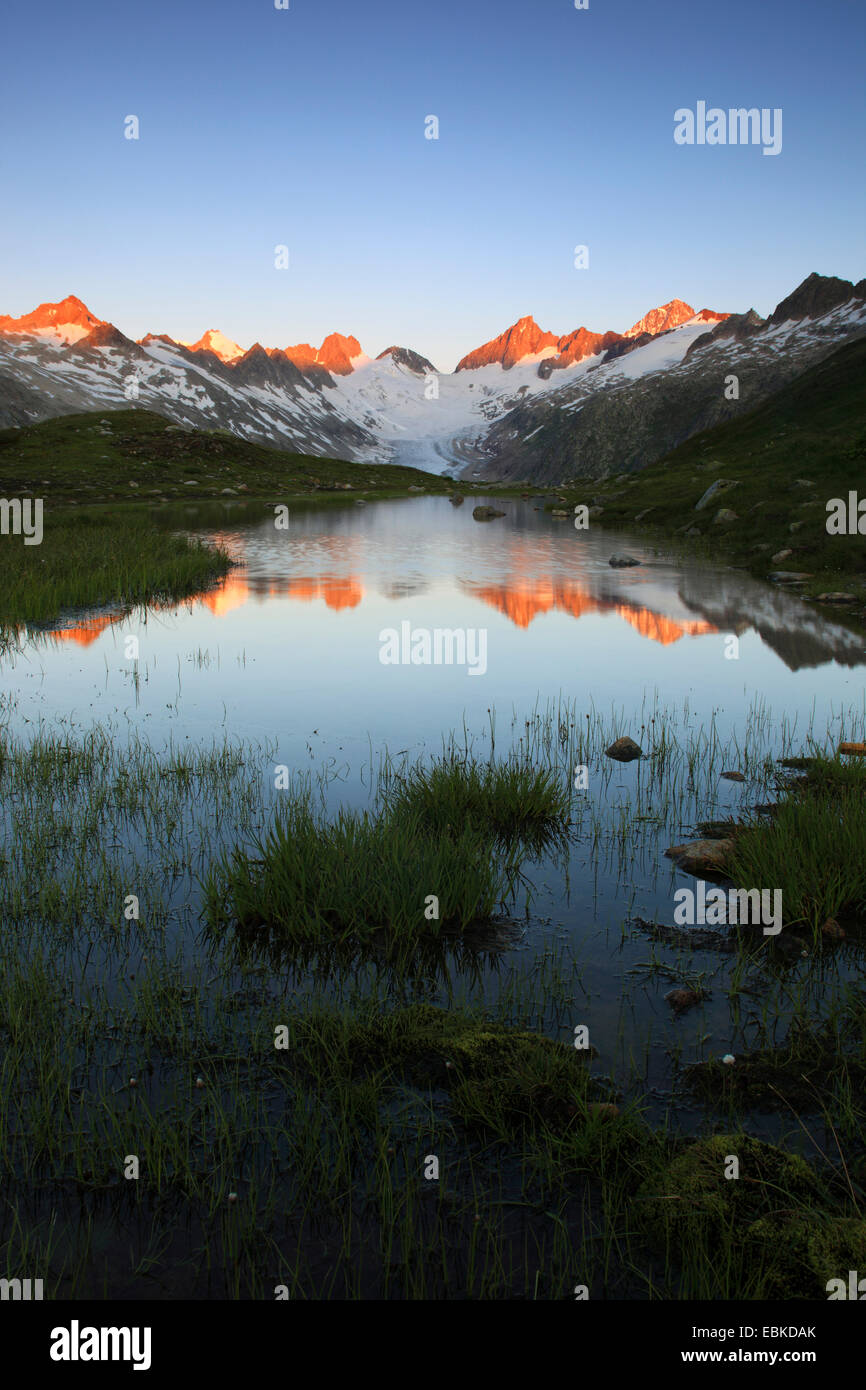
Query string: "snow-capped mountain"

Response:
xmin=472 ymin=273 xmax=866 ymax=483
xmin=0 ymin=275 xmax=862 ymax=483
xmin=178 ymin=329 xmax=245 ymax=363
xmin=0 ymin=294 xmax=106 ymax=344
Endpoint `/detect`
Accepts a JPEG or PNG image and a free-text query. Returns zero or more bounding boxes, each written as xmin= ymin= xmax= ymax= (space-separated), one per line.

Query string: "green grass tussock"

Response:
xmin=728 ymin=755 xmax=866 ymax=933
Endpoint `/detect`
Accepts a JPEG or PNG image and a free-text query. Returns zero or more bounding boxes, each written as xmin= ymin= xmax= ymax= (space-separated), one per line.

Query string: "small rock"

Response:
xmin=665 ymin=838 xmax=734 ymax=876
xmin=789 ymin=521 xmax=804 ymax=533
xmin=771 ymin=549 xmax=792 ymax=564
xmin=605 ymin=736 xmax=643 ymax=762
xmin=665 ymin=988 xmax=702 ymax=1014
xmin=221 ymin=488 xmax=237 ymax=496
xmin=551 ymin=508 xmax=570 ymax=517
xmin=408 ymin=485 xmax=424 ymax=492
xmin=609 ymin=554 xmax=641 ymax=568
xmin=721 ymin=1054 xmax=736 ymax=1066
xmin=768 ymin=571 xmax=812 ymax=583
xmin=354 ymin=499 xmax=366 ymax=506
xmin=472 ymin=505 xmax=506 ymax=521
xmin=815 ymin=592 xmax=857 ymax=604
xmin=634 ymin=507 xmax=654 ymax=522
xmin=588 ymin=505 xmax=605 ymax=518
xmin=821 ymin=917 xmax=846 ymax=940
xmin=449 ymin=493 xmax=464 ymax=506
xmin=720 ymin=770 xmax=745 ymax=782
xmin=713 ymin=508 xmax=739 ymax=524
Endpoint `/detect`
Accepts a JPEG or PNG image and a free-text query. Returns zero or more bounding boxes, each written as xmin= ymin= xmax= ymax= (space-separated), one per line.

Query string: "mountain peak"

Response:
xmin=455 ymin=316 xmax=558 ymax=372
xmin=375 ymin=345 xmax=438 ymax=375
xmin=283 ymin=332 xmax=364 ymax=376
xmin=0 ymin=294 xmax=105 ymax=342
xmin=180 ymin=328 xmax=245 ymax=362
xmin=767 ymin=272 xmax=866 ymax=326
xmin=624 ymin=299 xmax=696 ymax=338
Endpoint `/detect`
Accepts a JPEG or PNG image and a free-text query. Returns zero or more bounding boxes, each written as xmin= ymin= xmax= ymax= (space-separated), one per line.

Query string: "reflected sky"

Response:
xmin=4 ymin=496 xmax=863 ymax=764
xmin=4 ymin=495 xmax=865 ymax=1115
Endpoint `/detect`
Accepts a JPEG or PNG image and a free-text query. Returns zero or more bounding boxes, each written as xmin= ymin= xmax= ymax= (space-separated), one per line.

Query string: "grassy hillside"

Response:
xmin=0 ymin=408 xmax=455 ymax=505
xmin=555 ymin=335 xmax=866 ymax=602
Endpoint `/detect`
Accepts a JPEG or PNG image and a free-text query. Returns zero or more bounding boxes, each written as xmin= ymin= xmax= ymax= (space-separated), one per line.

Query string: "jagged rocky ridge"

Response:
xmin=0 ymin=275 xmax=862 ymax=483
xmin=464 ymin=274 xmax=866 ymax=484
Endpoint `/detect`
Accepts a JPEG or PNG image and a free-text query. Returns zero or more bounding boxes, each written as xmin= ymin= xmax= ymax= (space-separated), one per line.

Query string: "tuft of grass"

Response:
xmin=0 ymin=503 xmax=233 ymax=631
xmin=204 ymin=794 xmax=524 ymax=946
xmin=385 ymin=753 xmax=572 ymax=848
xmin=728 ymin=755 xmax=866 ymax=933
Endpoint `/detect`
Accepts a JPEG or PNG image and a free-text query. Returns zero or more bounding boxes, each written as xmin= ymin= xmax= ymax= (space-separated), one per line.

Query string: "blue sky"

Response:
xmin=1 ymin=0 xmax=863 ymax=370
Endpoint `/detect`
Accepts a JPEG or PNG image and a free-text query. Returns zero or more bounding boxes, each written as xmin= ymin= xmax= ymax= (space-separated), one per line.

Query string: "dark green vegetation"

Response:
xmin=384 ymin=754 xmax=571 ymax=848
xmin=2 ymin=965 xmax=862 ymax=1298
xmin=205 ymin=757 xmax=569 ymax=949
xmin=0 ymin=409 xmax=456 ymax=506
xmin=0 ymin=502 xmax=233 ymax=631
xmin=1 ymin=710 xmax=865 ymax=1298
xmin=0 ymin=408 xmax=450 ymax=631
xmin=728 ymin=755 xmax=866 ymax=934
xmin=559 ymin=336 xmax=866 ymax=605
xmin=685 ymin=1006 xmax=866 ymax=1115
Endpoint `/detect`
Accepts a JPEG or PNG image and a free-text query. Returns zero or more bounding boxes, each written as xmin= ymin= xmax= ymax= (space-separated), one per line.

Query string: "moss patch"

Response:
xmin=637 ymin=1133 xmax=828 ymax=1245
xmin=287 ymin=1002 xmax=597 ymax=1133
xmin=746 ymin=1213 xmax=866 ymax=1299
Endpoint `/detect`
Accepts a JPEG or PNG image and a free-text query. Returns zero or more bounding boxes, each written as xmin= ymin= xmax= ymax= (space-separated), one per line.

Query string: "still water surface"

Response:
xmin=4 ymin=496 xmax=865 ymax=1116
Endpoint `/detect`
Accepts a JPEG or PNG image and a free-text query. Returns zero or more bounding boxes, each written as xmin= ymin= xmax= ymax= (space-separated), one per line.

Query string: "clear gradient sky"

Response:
xmin=1 ymin=0 xmax=863 ymax=370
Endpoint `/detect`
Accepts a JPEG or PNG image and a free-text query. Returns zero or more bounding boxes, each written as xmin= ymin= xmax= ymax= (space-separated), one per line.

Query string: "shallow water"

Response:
xmin=9 ymin=495 xmax=865 ymax=747
xmin=3 ymin=495 xmax=865 ymax=1120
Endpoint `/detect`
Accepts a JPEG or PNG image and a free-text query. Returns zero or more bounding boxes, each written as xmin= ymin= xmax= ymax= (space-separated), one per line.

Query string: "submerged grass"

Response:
xmin=1 ymin=701 xmax=865 ymax=1297
xmin=1 ymin=962 xmax=861 ymax=1299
